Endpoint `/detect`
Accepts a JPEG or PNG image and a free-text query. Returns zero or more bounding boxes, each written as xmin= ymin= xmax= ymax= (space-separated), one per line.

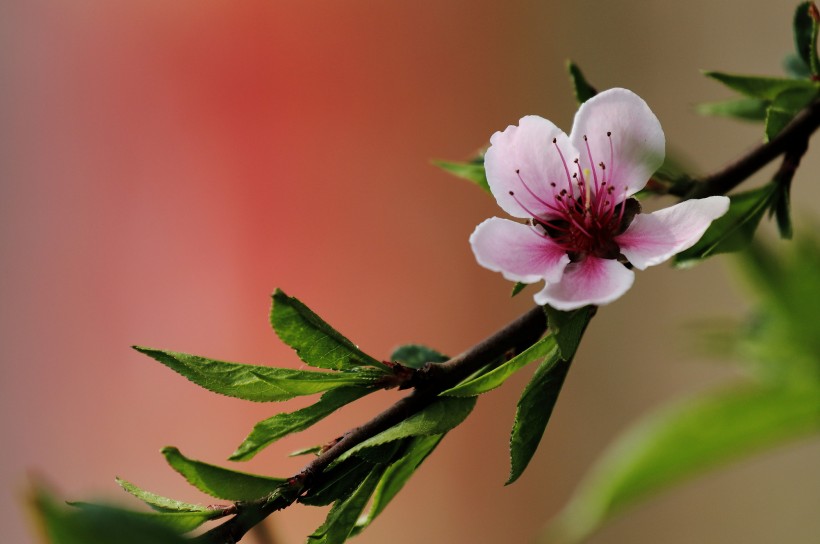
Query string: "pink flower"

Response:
xmin=470 ymin=88 xmax=729 ymax=310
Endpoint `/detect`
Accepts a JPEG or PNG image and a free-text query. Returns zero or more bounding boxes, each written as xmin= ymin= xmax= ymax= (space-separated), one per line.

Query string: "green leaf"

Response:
xmin=794 ymin=2 xmax=820 ymax=76
xmin=334 ymin=397 xmax=476 ymax=465
xmin=115 ymin=478 xmax=211 ymax=513
xmin=674 ymin=184 xmax=777 ymax=267
xmin=771 ymin=177 xmax=793 ymax=239
xmin=511 ymin=282 xmax=529 ymax=297
xmin=271 ymin=289 xmax=389 ymax=372
xmin=353 ymin=434 xmax=444 ymax=533
xmin=765 ymin=86 xmax=819 ymax=142
xmin=544 ymin=305 xmax=595 ymax=360
xmin=547 ymin=383 xmax=820 ymax=544
xmin=784 ymin=52 xmax=812 ymax=79
xmin=704 ymin=71 xmax=818 ymax=100
xmin=696 ymin=97 xmax=769 ymax=121
xmin=231 ymin=386 xmax=372 ymax=461
xmin=33 ymin=489 xmax=190 ymax=544
xmin=307 ymin=466 xmax=387 ymax=544
xmin=507 ymin=357 xmax=572 ymax=485
xmin=299 ymin=458 xmax=375 ymax=507
xmin=134 ymin=347 xmax=375 ymax=402
xmin=432 ymin=159 xmax=491 ymax=195
xmin=289 ymin=445 xmax=322 ymax=457
xmin=161 ymin=447 xmax=286 ymax=501
xmin=389 ymin=344 xmax=448 ymax=370
xmin=441 ymin=335 xmax=558 ymax=397
xmin=68 ymin=502 xmax=218 ymax=533
xmin=566 ymin=60 xmax=597 ymax=104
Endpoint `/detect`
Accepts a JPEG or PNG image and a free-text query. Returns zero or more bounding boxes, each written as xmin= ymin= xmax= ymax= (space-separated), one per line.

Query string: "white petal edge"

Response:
xmin=616 ymin=196 xmax=730 ymax=270
xmin=534 ymin=257 xmax=635 ymax=310
xmin=485 ymin=115 xmax=580 ymax=220
xmin=570 ymin=88 xmax=665 ymax=199
xmin=470 ymin=217 xmax=570 ymax=284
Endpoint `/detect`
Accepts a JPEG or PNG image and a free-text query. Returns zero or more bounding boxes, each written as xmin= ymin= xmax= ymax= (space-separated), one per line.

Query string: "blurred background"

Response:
xmin=2 ymin=1 xmax=819 ymax=543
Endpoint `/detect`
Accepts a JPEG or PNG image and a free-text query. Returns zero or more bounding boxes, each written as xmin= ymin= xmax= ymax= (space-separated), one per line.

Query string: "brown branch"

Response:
xmin=195 ymin=306 xmax=548 ymax=544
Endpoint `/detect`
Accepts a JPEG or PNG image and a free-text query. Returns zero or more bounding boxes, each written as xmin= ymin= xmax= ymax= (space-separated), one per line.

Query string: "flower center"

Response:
xmin=508 ymin=132 xmax=640 ymax=262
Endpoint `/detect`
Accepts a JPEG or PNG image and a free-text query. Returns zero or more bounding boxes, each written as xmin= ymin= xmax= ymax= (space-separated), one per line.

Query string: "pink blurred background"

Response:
xmin=2 ymin=1 xmax=819 ymax=543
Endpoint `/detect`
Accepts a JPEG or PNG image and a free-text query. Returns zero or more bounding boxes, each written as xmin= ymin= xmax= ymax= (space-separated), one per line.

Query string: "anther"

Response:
xmin=552 ymin=138 xmax=557 ymax=143
xmin=508 ymin=191 xmax=515 ymax=196
xmin=550 ymin=182 xmax=556 ymax=187
xmin=607 ymin=131 xmax=611 ymax=137
xmin=583 ymin=135 xmax=588 ymax=141
xmin=515 ymin=169 xmax=520 ymax=173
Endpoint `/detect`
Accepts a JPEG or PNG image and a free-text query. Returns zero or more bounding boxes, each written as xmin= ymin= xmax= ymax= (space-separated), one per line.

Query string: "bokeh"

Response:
xmin=2 ymin=1 xmax=819 ymax=543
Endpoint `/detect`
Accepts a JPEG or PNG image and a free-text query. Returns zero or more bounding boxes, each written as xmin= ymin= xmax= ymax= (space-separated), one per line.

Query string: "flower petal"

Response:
xmin=570 ymin=88 xmax=665 ymax=199
xmin=534 ymin=257 xmax=634 ymax=310
xmin=470 ymin=217 xmax=570 ymax=284
xmin=616 ymin=196 xmax=730 ymax=270
xmin=484 ymin=115 xmax=579 ymax=220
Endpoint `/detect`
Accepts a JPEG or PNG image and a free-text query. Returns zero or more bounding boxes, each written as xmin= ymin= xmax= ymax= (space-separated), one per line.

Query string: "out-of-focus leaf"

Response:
xmin=771 ymin=177 xmax=794 ymax=239
xmin=704 ymin=71 xmax=818 ymax=100
xmin=546 ymin=383 xmax=820 ymax=544
xmin=566 ymin=60 xmax=597 ymax=104
xmin=162 ymin=447 xmax=286 ymax=501
xmin=389 ymin=344 xmax=448 ymax=370
xmin=674 ymin=184 xmax=777 ymax=267
xmin=353 ymin=434 xmax=444 ymax=533
xmin=230 ymin=386 xmax=372 ymax=461
xmin=68 ymin=502 xmax=217 ymax=533
xmin=307 ymin=466 xmax=386 ymax=544
xmin=765 ymin=86 xmax=819 ymax=141
xmin=289 ymin=445 xmax=322 ymax=457
xmin=507 ymin=357 xmax=572 ymax=485
xmin=333 ymin=397 xmax=476 ymax=465
xmin=433 ymin=159 xmax=491 ymax=194
xmin=441 ymin=335 xmax=558 ymax=397
xmin=544 ymin=305 xmax=595 ymax=360
xmin=115 ymin=478 xmax=211 ymax=513
xmin=794 ymin=1 xmax=820 ymax=75
xmin=696 ymin=97 xmax=769 ymax=121
xmin=511 ymin=282 xmax=529 ymax=297
xmin=134 ymin=347 xmax=375 ymax=402
xmin=32 ymin=488 xmax=191 ymax=544
xmin=299 ymin=458 xmax=375 ymax=507
xmin=271 ymin=289 xmax=389 ymax=372
xmin=784 ymin=52 xmax=812 ymax=78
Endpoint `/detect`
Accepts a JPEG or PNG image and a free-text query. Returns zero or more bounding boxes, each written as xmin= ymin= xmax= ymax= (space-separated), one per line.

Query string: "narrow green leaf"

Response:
xmin=271 ymin=289 xmax=389 ymax=372
xmin=162 ymin=447 xmax=286 ymax=501
xmin=334 ymin=397 xmax=476 ymax=465
xmin=547 ymin=383 xmax=820 ymax=544
xmin=115 ymin=478 xmax=210 ymax=513
xmin=566 ymin=60 xmax=597 ymax=104
xmin=696 ymin=97 xmax=769 ymax=121
xmin=442 ymin=335 xmax=558 ymax=397
xmin=704 ymin=71 xmax=818 ymax=100
xmin=299 ymin=458 xmax=375 ymax=507
xmin=674 ymin=184 xmax=777 ymax=267
xmin=432 ymin=159 xmax=491 ymax=195
xmin=764 ymin=86 xmax=819 ymax=141
xmin=308 ymin=466 xmax=387 ymax=544
xmin=544 ymin=306 xmax=595 ymax=360
xmin=134 ymin=347 xmax=375 ymax=402
xmin=354 ymin=434 xmax=444 ymax=533
xmin=794 ymin=2 xmax=820 ymax=76
xmin=33 ymin=489 xmax=190 ymax=544
xmin=289 ymin=445 xmax=322 ymax=457
xmin=389 ymin=344 xmax=448 ymax=370
xmin=507 ymin=357 xmax=572 ymax=484
xmin=511 ymin=282 xmax=529 ymax=297
xmin=784 ymin=52 xmax=812 ymax=79
xmin=231 ymin=386 xmax=372 ymax=461
xmin=68 ymin=503 xmax=218 ymax=533
xmin=771 ymin=177 xmax=794 ymax=239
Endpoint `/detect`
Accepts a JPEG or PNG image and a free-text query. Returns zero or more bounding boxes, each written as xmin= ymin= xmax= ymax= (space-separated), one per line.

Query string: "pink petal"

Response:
xmin=570 ymin=88 xmax=665 ymax=200
xmin=534 ymin=257 xmax=635 ymax=310
xmin=484 ymin=115 xmax=580 ymax=220
xmin=616 ymin=196 xmax=730 ymax=270
xmin=470 ymin=217 xmax=570 ymax=284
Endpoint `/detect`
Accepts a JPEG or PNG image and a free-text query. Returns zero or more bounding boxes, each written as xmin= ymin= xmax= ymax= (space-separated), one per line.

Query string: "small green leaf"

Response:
xmin=161 ymin=447 xmax=286 ymax=501
xmin=704 ymin=71 xmax=818 ymax=100
xmin=33 ymin=489 xmax=191 ymax=544
xmin=67 ymin=502 xmax=218 ymax=533
xmin=289 ymin=445 xmax=322 ymax=457
xmin=511 ymin=282 xmax=529 ymax=297
xmin=696 ymin=97 xmax=769 ymax=121
xmin=544 ymin=305 xmax=595 ymax=360
xmin=271 ymin=289 xmax=389 ymax=372
xmin=441 ymin=335 xmax=558 ymax=397
xmin=784 ymin=52 xmax=812 ymax=79
xmin=353 ymin=434 xmax=444 ymax=533
xmin=794 ymin=2 xmax=820 ymax=76
xmin=389 ymin=344 xmax=448 ymax=370
xmin=134 ymin=347 xmax=375 ymax=402
xmin=334 ymin=397 xmax=476 ymax=465
xmin=547 ymin=383 xmax=820 ymax=544
xmin=674 ymin=184 xmax=777 ymax=267
xmin=764 ymin=86 xmax=819 ymax=141
xmin=231 ymin=386 xmax=372 ymax=461
xmin=771 ymin=178 xmax=794 ymax=239
xmin=115 ymin=478 xmax=210 ymax=513
xmin=433 ymin=159 xmax=491 ymax=195
xmin=507 ymin=357 xmax=572 ymax=485
xmin=307 ymin=466 xmax=387 ymax=544
xmin=566 ymin=60 xmax=598 ymax=104
xmin=300 ymin=458 xmax=375 ymax=507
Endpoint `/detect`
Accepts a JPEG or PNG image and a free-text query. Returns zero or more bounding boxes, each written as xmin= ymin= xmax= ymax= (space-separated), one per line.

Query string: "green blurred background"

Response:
xmin=2 ymin=1 xmax=818 ymax=542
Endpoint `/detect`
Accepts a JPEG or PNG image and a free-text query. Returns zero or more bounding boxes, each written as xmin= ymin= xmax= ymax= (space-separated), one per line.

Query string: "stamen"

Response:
xmin=508 ymin=190 xmax=554 ymax=224
xmin=552 ymin=138 xmax=574 ymax=196
xmin=516 ymin=169 xmax=556 ymax=211
xmin=583 ymin=134 xmax=601 ymax=195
